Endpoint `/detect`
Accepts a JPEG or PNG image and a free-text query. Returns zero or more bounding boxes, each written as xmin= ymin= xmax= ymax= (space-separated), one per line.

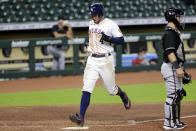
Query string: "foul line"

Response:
xmin=131 ymin=114 xmax=196 ymax=125
xmin=63 ymin=114 xmax=196 ymax=129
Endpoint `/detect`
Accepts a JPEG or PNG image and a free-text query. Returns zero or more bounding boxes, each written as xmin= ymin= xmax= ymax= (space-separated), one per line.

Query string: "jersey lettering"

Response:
xmin=88 ymin=18 xmax=121 ymax=54
xmin=89 ymin=28 xmax=102 ymax=34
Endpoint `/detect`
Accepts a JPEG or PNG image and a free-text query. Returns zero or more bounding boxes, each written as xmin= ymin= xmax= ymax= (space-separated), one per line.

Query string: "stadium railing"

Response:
xmin=0 ymin=32 xmax=196 ymax=79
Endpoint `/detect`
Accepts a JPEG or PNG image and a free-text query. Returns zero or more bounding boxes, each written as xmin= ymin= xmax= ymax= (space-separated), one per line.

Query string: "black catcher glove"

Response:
xmin=181 ymin=88 xmax=186 ymax=97
xmin=176 ymin=88 xmax=186 ymax=101
xmin=183 ymin=71 xmax=192 ymax=84
xmin=100 ymin=32 xmax=112 ymax=43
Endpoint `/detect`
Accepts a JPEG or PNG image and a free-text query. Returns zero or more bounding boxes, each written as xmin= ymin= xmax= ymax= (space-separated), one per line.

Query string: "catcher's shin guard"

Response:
xmin=175 ymin=101 xmax=186 ymax=127
xmin=176 ymin=101 xmax=180 ymax=124
xmin=172 ymin=102 xmax=177 ymax=124
xmin=164 ymin=101 xmax=176 ymax=127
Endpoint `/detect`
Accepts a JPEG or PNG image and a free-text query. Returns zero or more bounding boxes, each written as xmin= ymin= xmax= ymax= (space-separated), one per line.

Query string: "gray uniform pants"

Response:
xmin=161 ymin=62 xmax=183 ymax=127
xmin=47 ymin=46 xmax=65 ymax=70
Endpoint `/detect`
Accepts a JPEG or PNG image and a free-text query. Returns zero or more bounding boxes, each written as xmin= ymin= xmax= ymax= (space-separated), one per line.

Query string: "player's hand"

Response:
xmin=176 ymin=68 xmax=184 ymax=78
xmin=100 ymin=32 xmax=112 ymax=43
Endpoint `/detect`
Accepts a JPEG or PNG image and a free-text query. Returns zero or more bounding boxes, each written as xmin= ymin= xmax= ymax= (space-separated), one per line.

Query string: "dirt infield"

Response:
xmin=0 ymin=103 xmax=196 ymax=131
xmin=0 ymin=69 xmax=196 ymax=131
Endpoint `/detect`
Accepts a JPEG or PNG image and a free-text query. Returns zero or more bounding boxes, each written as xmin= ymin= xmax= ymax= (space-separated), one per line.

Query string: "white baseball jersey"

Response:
xmin=82 ymin=18 xmax=122 ymax=95
xmin=88 ymin=18 xmax=123 ymax=54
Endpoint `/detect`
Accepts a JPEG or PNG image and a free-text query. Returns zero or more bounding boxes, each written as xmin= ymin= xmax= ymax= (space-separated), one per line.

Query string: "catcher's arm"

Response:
xmin=168 ymin=52 xmax=184 ymax=78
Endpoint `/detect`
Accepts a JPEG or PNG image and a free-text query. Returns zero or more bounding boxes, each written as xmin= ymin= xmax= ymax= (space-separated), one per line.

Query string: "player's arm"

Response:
xmin=168 ymin=52 xmax=184 ymax=78
xmin=53 ymin=32 xmax=67 ymax=38
xmin=64 ymin=24 xmax=73 ymax=40
xmin=100 ymin=21 xmax=124 ymax=44
xmin=101 ymin=32 xmax=124 ymax=44
xmin=164 ymin=30 xmax=184 ymax=78
xmin=52 ymin=25 xmax=72 ymax=39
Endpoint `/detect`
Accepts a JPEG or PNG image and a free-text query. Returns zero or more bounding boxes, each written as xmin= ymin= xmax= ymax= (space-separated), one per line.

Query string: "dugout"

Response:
xmin=0 ymin=31 xmax=196 ymax=79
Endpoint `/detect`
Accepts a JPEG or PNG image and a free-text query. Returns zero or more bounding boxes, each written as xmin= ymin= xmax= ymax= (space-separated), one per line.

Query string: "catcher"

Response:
xmin=161 ymin=7 xmax=191 ymax=130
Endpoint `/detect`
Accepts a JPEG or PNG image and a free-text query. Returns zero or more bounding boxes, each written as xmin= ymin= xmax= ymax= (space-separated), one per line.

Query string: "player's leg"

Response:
xmin=116 ymin=86 xmax=131 ymax=109
xmin=52 ymin=48 xmax=65 ymax=70
xmin=175 ymin=88 xmax=187 ymax=127
xmin=47 ymin=46 xmax=62 ymax=70
xmin=164 ymin=88 xmax=185 ymax=130
xmin=164 ymin=87 xmax=182 ymax=129
xmin=99 ymin=56 xmax=131 ymax=109
xmin=172 ymin=73 xmax=186 ymax=127
xmin=69 ymin=57 xmax=99 ymax=126
xmin=161 ymin=63 xmax=184 ymax=129
xmin=47 ymin=46 xmax=57 ymax=70
xmin=164 ymin=93 xmax=176 ymax=129
xmin=52 ymin=57 xmax=58 ymax=70
xmin=70 ymin=90 xmax=92 ymax=126
xmin=58 ymin=50 xmax=65 ymax=70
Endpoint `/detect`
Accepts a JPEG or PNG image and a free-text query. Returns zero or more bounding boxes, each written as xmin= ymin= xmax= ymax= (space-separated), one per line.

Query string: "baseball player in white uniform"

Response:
xmin=69 ymin=3 xmax=131 ymax=126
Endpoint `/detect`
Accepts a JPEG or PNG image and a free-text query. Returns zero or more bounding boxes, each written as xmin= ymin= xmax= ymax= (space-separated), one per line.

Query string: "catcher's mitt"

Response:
xmin=181 ymin=88 xmax=186 ymax=97
xmin=183 ymin=71 xmax=191 ymax=84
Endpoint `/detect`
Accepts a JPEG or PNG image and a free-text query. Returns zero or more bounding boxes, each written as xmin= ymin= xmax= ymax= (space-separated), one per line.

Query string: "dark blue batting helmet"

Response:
xmin=89 ymin=3 xmax=104 ymax=17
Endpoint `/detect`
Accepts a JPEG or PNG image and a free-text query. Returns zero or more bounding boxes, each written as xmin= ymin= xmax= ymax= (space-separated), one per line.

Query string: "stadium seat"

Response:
xmin=0 ymin=0 xmax=195 ymax=23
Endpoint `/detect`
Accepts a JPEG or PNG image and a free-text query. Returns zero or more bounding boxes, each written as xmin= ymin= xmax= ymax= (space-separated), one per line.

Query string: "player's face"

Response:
xmin=58 ymin=19 xmax=64 ymax=29
xmin=91 ymin=14 xmax=101 ymax=24
xmin=176 ymin=16 xmax=181 ymax=23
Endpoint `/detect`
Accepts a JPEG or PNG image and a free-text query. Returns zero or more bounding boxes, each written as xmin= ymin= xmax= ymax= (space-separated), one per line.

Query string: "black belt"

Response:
xmin=91 ymin=53 xmax=111 ymax=58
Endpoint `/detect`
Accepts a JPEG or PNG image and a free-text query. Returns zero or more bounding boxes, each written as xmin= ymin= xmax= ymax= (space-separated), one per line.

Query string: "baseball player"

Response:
xmin=161 ymin=7 xmax=187 ymax=130
xmin=47 ymin=16 xmax=73 ymax=70
xmin=69 ymin=3 xmax=131 ymax=126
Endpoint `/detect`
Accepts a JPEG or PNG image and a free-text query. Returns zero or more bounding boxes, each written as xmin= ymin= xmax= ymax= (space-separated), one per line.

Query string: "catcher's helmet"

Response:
xmin=89 ymin=3 xmax=104 ymax=17
xmin=165 ymin=7 xmax=184 ymax=21
xmin=164 ymin=7 xmax=185 ymax=30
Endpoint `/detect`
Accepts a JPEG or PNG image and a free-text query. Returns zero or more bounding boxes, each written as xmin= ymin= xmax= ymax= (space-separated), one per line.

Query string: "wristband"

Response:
xmin=172 ymin=61 xmax=180 ymax=69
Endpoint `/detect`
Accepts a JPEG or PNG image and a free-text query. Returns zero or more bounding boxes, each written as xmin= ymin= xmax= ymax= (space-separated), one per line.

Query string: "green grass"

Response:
xmin=0 ymin=80 xmax=195 ymax=106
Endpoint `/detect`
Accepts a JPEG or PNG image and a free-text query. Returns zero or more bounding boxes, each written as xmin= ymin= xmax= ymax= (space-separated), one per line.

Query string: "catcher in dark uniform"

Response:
xmin=161 ymin=7 xmax=191 ymax=130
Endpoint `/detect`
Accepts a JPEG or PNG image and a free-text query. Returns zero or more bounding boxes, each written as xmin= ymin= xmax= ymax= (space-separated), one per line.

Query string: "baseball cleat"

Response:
xmin=177 ymin=121 xmax=187 ymax=127
xmin=69 ymin=113 xmax=84 ymax=126
xmin=122 ymin=93 xmax=131 ymax=110
xmin=163 ymin=124 xmax=185 ymax=130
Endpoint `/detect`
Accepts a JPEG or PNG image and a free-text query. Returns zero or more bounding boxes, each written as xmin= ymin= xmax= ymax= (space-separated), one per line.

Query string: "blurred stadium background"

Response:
xmin=0 ymin=0 xmax=196 ymax=78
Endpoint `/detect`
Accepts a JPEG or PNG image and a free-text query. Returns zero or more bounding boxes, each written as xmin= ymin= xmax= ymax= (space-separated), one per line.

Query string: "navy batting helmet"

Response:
xmin=164 ymin=7 xmax=185 ymax=30
xmin=89 ymin=3 xmax=104 ymax=17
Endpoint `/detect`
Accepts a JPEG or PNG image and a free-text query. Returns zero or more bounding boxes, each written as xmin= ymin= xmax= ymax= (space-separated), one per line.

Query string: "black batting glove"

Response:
xmin=100 ymin=32 xmax=112 ymax=43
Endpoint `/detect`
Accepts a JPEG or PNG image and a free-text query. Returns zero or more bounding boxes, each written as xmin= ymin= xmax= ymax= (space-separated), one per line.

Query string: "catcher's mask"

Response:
xmin=165 ymin=7 xmax=185 ymax=30
xmin=89 ymin=3 xmax=104 ymax=18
